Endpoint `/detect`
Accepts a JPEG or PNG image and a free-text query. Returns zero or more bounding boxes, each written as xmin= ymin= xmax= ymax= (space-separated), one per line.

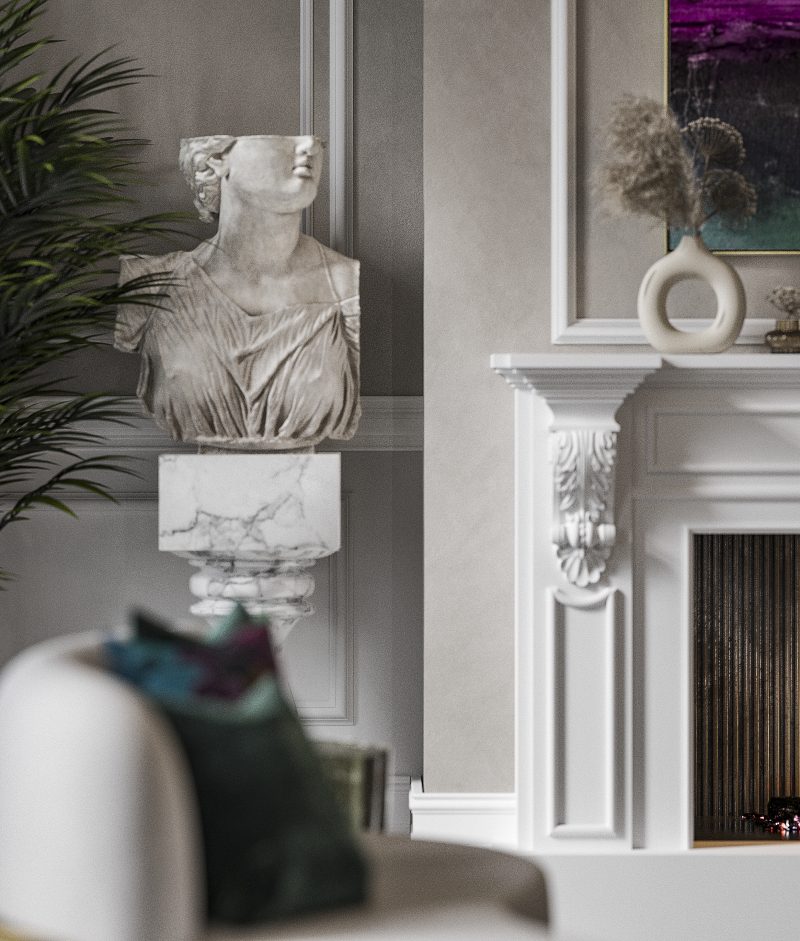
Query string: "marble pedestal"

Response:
xmin=159 ymin=454 xmax=340 ymax=646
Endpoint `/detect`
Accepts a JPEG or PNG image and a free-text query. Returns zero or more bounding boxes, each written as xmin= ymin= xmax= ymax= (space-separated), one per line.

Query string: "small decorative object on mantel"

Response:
xmin=765 ymin=285 xmax=800 ymax=353
xmin=599 ymin=97 xmax=756 ymax=354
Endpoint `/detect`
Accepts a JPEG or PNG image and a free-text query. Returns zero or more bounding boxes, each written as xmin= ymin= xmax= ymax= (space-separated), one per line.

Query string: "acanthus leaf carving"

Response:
xmin=551 ymin=429 xmax=617 ymax=587
xmin=492 ymin=356 xmax=660 ymax=592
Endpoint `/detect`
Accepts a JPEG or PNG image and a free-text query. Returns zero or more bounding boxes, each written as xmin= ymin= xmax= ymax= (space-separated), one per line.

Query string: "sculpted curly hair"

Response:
xmin=178 ymin=135 xmax=236 ymax=222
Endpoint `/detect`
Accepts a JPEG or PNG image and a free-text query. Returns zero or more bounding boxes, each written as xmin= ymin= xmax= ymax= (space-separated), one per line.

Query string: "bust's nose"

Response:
xmin=295 ymin=135 xmax=322 ymax=156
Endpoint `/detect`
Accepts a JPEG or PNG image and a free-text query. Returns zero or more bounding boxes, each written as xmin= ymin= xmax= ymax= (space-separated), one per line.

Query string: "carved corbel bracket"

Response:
xmin=550 ymin=427 xmax=617 ymax=587
xmin=491 ymin=354 xmax=661 ymax=587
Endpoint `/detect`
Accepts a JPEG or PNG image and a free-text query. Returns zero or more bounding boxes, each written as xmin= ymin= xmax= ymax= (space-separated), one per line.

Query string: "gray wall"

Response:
xmin=37 ymin=0 xmax=303 ymax=394
xmin=36 ymin=0 xmax=423 ymax=396
xmin=1 ymin=1 xmax=424 ymax=824
xmin=355 ymin=0 xmax=424 ymax=396
xmin=423 ymin=0 xmax=550 ymax=792
xmin=422 ymin=0 xmax=796 ymax=795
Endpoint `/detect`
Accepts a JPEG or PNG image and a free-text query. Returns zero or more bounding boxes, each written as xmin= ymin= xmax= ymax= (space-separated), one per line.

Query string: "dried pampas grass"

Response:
xmin=598 ymin=96 xmax=697 ymax=228
xmin=597 ymin=96 xmax=757 ymax=235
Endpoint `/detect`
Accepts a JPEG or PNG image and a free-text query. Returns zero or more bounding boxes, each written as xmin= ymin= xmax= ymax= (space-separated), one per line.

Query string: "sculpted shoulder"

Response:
xmin=317 ymin=241 xmax=360 ymax=300
xmin=119 ymin=251 xmax=185 ymax=281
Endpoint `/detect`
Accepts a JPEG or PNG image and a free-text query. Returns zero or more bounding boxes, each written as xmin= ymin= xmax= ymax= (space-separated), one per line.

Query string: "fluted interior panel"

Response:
xmin=694 ymin=534 xmax=800 ymax=824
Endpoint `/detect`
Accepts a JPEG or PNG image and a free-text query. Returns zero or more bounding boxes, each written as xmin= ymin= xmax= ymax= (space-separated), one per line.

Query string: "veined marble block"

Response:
xmin=158 ymin=454 xmax=340 ymax=642
xmin=159 ymin=453 xmax=340 ymax=560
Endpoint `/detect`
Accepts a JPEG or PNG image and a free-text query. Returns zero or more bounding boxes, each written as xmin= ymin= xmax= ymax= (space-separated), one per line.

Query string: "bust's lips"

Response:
xmin=292 ymin=154 xmax=314 ymax=179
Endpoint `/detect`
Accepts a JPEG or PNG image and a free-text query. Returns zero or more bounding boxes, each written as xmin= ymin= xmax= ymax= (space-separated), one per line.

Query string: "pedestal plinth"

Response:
xmin=159 ymin=453 xmax=340 ymax=646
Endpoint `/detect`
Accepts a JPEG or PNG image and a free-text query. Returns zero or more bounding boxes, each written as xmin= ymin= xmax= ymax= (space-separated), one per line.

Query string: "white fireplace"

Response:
xmin=492 ymin=353 xmax=800 ymax=857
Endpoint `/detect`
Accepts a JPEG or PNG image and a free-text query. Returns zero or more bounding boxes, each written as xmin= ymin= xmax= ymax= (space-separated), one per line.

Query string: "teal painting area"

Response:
xmin=669 ymin=193 xmax=800 ymax=250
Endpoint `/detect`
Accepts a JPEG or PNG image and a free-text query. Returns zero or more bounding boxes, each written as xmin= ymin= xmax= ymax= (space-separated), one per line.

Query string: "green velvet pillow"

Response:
xmin=106 ymin=606 xmax=367 ymax=924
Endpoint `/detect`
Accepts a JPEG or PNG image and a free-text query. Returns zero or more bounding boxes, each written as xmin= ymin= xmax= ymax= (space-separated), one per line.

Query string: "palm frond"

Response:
xmin=0 ymin=0 xmax=188 ymax=579
xmin=0 ymin=452 xmax=141 ymax=531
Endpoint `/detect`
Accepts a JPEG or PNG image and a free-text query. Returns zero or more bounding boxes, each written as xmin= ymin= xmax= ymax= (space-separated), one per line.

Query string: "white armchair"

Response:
xmin=0 ymin=634 xmax=549 ymax=941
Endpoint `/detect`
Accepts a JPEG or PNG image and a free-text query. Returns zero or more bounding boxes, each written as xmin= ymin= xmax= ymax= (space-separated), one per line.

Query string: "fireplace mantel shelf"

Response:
xmin=491 ymin=352 xmax=800 ymax=392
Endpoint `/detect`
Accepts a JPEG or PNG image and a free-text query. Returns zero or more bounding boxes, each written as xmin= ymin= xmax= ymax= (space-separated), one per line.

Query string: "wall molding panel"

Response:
xmin=546 ymin=587 xmax=623 ymax=840
xmin=646 ymin=407 xmax=800 ymax=477
xmin=549 ymin=0 xmax=771 ymax=346
xmin=328 ymin=0 xmax=354 ymax=255
xmin=287 ymin=495 xmax=354 ymax=724
xmin=298 ymin=0 xmax=353 ymax=249
xmin=299 ymin=0 xmax=315 ymax=236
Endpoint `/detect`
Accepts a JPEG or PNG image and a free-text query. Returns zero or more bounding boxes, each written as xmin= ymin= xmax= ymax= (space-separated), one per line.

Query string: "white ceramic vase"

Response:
xmin=637 ymin=234 xmax=745 ymax=354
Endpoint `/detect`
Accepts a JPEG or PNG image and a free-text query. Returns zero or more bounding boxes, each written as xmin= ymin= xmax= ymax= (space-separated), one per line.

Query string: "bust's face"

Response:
xmin=223 ymin=135 xmax=323 ymax=212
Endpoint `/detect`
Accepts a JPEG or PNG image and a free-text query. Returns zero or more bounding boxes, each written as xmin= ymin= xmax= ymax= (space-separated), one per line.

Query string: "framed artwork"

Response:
xmin=668 ymin=0 xmax=800 ymax=252
xmin=551 ymin=0 xmax=793 ymax=345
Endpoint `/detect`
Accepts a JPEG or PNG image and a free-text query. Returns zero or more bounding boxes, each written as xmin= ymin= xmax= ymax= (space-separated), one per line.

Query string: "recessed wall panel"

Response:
xmin=548 ymin=589 xmax=621 ymax=837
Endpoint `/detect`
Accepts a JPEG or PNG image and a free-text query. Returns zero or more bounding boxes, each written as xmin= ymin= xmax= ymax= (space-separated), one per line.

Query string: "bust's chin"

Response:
xmin=232 ymin=182 xmax=318 ymax=215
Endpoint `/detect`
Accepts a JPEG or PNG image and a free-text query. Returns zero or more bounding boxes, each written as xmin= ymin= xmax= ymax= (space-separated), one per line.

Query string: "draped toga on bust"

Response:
xmin=114 ymin=244 xmax=361 ymax=451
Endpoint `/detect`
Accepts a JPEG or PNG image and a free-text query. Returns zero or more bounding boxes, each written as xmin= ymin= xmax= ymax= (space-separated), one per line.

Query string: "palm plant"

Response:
xmin=0 ymin=0 xmax=180 ymax=580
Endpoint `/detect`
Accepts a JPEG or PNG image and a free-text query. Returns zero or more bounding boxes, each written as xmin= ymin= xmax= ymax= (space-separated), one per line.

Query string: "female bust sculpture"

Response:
xmin=114 ymin=135 xmax=360 ymax=451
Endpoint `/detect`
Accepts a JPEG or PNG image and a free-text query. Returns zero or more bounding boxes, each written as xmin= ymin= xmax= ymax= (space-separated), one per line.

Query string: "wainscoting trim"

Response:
xmin=89 ymin=395 xmax=423 ymax=456
xmin=1 ymin=396 xmax=423 ymax=503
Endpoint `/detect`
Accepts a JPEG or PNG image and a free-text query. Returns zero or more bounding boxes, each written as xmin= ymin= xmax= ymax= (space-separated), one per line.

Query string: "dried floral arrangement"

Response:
xmin=768 ymin=285 xmax=800 ymax=320
xmin=598 ymin=95 xmax=757 ymax=235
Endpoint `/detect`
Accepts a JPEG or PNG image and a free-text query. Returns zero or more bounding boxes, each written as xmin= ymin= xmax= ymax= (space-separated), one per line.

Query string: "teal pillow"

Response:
xmin=105 ymin=606 xmax=366 ymax=924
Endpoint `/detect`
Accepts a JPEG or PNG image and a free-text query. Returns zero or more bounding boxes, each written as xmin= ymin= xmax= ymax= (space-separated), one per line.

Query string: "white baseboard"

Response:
xmin=409 ymin=779 xmax=518 ymax=850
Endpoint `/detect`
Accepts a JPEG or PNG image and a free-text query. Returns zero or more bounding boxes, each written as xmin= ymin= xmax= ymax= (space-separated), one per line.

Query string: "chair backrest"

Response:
xmin=0 ymin=634 xmax=204 ymax=941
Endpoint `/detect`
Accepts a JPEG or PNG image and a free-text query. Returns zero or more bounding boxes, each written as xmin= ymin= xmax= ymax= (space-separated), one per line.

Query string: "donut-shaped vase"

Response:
xmin=637 ymin=234 xmax=745 ymax=354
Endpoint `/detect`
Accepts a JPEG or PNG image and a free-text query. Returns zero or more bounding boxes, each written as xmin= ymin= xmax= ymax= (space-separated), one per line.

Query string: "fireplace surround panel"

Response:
xmin=492 ymin=353 xmax=800 ymax=854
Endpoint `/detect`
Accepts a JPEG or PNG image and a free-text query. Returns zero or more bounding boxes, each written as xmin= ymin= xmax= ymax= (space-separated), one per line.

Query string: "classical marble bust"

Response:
xmin=115 ymin=135 xmax=360 ymax=451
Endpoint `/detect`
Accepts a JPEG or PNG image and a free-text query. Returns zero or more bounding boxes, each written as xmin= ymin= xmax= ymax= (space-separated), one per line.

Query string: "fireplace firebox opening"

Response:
xmin=694 ymin=533 xmax=800 ymax=845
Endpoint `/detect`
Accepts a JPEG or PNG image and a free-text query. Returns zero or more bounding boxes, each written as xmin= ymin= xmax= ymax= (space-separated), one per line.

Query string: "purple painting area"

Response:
xmin=671 ymin=1 xmax=800 ymax=52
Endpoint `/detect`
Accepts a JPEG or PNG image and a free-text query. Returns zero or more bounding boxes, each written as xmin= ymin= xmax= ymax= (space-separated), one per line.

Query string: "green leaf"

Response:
xmin=28 ymin=495 xmax=78 ymax=518
xmin=0 ymin=0 xmax=189 ymax=578
xmin=60 ymin=478 xmax=116 ymax=500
